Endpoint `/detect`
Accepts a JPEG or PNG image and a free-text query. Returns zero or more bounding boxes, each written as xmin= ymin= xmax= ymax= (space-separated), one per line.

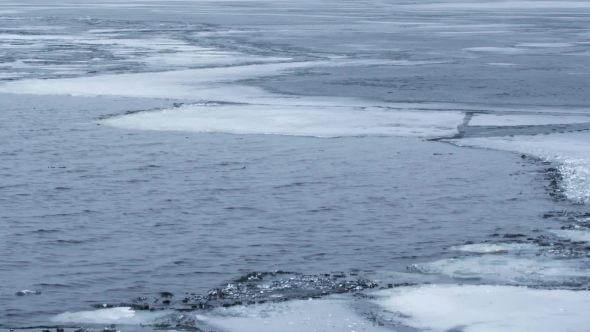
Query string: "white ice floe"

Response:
xmin=453 ymin=132 xmax=590 ymax=203
xmin=373 ymin=285 xmax=590 ymax=332
xmin=142 ymin=53 xmax=291 ymax=68
xmin=402 ymin=1 xmax=590 ymax=10
xmin=409 ymin=255 xmax=590 ymax=282
xmin=517 ymin=43 xmax=574 ymax=48
xmin=100 ymin=104 xmax=463 ymax=138
xmin=0 ymin=33 xmax=79 ymax=41
xmin=464 ymin=47 xmax=524 ymax=54
xmin=52 ymin=307 xmax=172 ymax=324
xmin=552 ymin=229 xmax=590 ymax=242
xmin=452 ymin=243 xmax=537 ymax=253
xmin=0 ymin=62 xmax=316 ymax=100
xmin=469 ymin=114 xmax=590 ymax=127
xmin=203 ymin=297 xmax=391 ymax=332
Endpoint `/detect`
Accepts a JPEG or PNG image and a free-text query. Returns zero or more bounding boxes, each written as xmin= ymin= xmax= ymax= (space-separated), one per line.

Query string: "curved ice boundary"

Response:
xmin=451 ymin=131 xmax=590 ymax=204
xmin=372 ymin=284 xmax=590 ymax=332
xmin=451 ymin=242 xmax=538 ymax=253
xmin=99 ymin=104 xmax=463 ymax=138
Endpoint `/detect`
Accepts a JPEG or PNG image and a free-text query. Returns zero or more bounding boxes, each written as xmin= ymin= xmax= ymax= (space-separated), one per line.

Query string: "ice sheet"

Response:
xmin=51 ymin=307 xmax=173 ymax=324
xmin=0 ymin=62 xmax=318 ymax=100
xmin=517 ymin=43 xmax=574 ymax=48
xmin=452 ymin=243 xmax=538 ymax=253
xmin=373 ymin=285 xmax=590 ymax=332
xmin=470 ymin=114 xmax=590 ymax=126
xmin=402 ymin=1 xmax=590 ymax=10
xmin=454 ymin=132 xmax=590 ymax=203
xmin=464 ymin=47 xmax=524 ymax=54
xmin=203 ymin=297 xmax=391 ymax=332
xmin=99 ymin=104 xmax=463 ymax=138
xmin=487 ymin=62 xmax=518 ymax=66
xmin=408 ymin=255 xmax=590 ymax=283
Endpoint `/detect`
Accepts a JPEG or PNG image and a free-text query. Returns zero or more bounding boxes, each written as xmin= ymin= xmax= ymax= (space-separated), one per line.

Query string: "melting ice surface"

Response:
xmin=100 ymin=104 xmax=463 ymax=138
xmin=409 ymin=255 xmax=590 ymax=283
xmin=373 ymin=285 xmax=590 ymax=332
xmin=2 ymin=0 xmax=590 ymax=331
xmin=52 ymin=307 xmax=173 ymax=325
xmin=451 ymin=242 xmax=538 ymax=253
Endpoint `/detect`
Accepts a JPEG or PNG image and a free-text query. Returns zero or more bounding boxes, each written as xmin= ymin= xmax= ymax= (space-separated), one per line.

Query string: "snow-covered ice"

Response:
xmin=203 ymin=297 xmax=391 ymax=332
xmin=452 ymin=243 xmax=538 ymax=253
xmin=408 ymin=254 xmax=590 ymax=283
xmin=100 ymin=104 xmax=463 ymax=138
xmin=373 ymin=285 xmax=590 ymax=332
xmin=52 ymin=307 xmax=173 ymax=325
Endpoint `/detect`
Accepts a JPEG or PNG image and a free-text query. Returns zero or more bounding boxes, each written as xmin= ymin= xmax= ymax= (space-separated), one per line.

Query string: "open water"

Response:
xmin=1 ymin=1 xmax=590 ymax=332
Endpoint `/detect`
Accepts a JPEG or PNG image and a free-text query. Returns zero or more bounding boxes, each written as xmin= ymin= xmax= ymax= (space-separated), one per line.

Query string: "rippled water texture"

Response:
xmin=1 ymin=1 xmax=590 ymax=331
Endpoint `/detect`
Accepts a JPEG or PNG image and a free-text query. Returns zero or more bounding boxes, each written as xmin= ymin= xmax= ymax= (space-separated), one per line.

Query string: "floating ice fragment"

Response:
xmin=517 ymin=43 xmax=574 ymax=48
xmin=52 ymin=307 xmax=172 ymax=324
xmin=408 ymin=255 xmax=590 ymax=284
xmin=452 ymin=243 xmax=537 ymax=253
xmin=15 ymin=289 xmax=40 ymax=296
xmin=99 ymin=104 xmax=463 ymax=138
xmin=372 ymin=284 xmax=590 ymax=332
xmin=204 ymin=297 xmax=390 ymax=332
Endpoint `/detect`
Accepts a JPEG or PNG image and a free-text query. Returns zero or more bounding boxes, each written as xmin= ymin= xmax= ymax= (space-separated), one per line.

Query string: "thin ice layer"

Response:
xmin=469 ymin=114 xmax=590 ymax=127
xmin=202 ymin=297 xmax=391 ymax=332
xmin=408 ymin=255 xmax=590 ymax=283
xmin=0 ymin=62 xmax=317 ymax=100
xmin=452 ymin=243 xmax=538 ymax=253
xmin=51 ymin=307 xmax=173 ymax=324
xmin=453 ymin=132 xmax=590 ymax=203
xmin=373 ymin=285 xmax=590 ymax=332
xmin=99 ymin=104 xmax=463 ymax=138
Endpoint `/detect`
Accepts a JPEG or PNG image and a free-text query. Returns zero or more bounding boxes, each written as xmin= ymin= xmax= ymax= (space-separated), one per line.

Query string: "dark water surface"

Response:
xmin=1 ymin=1 xmax=590 ymax=331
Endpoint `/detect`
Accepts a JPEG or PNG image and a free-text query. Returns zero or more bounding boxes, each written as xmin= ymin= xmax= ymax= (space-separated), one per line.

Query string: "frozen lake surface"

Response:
xmin=1 ymin=1 xmax=590 ymax=331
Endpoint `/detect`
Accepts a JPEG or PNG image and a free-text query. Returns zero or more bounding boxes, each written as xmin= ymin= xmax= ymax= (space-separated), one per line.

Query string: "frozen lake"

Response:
xmin=1 ymin=1 xmax=590 ymax=331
